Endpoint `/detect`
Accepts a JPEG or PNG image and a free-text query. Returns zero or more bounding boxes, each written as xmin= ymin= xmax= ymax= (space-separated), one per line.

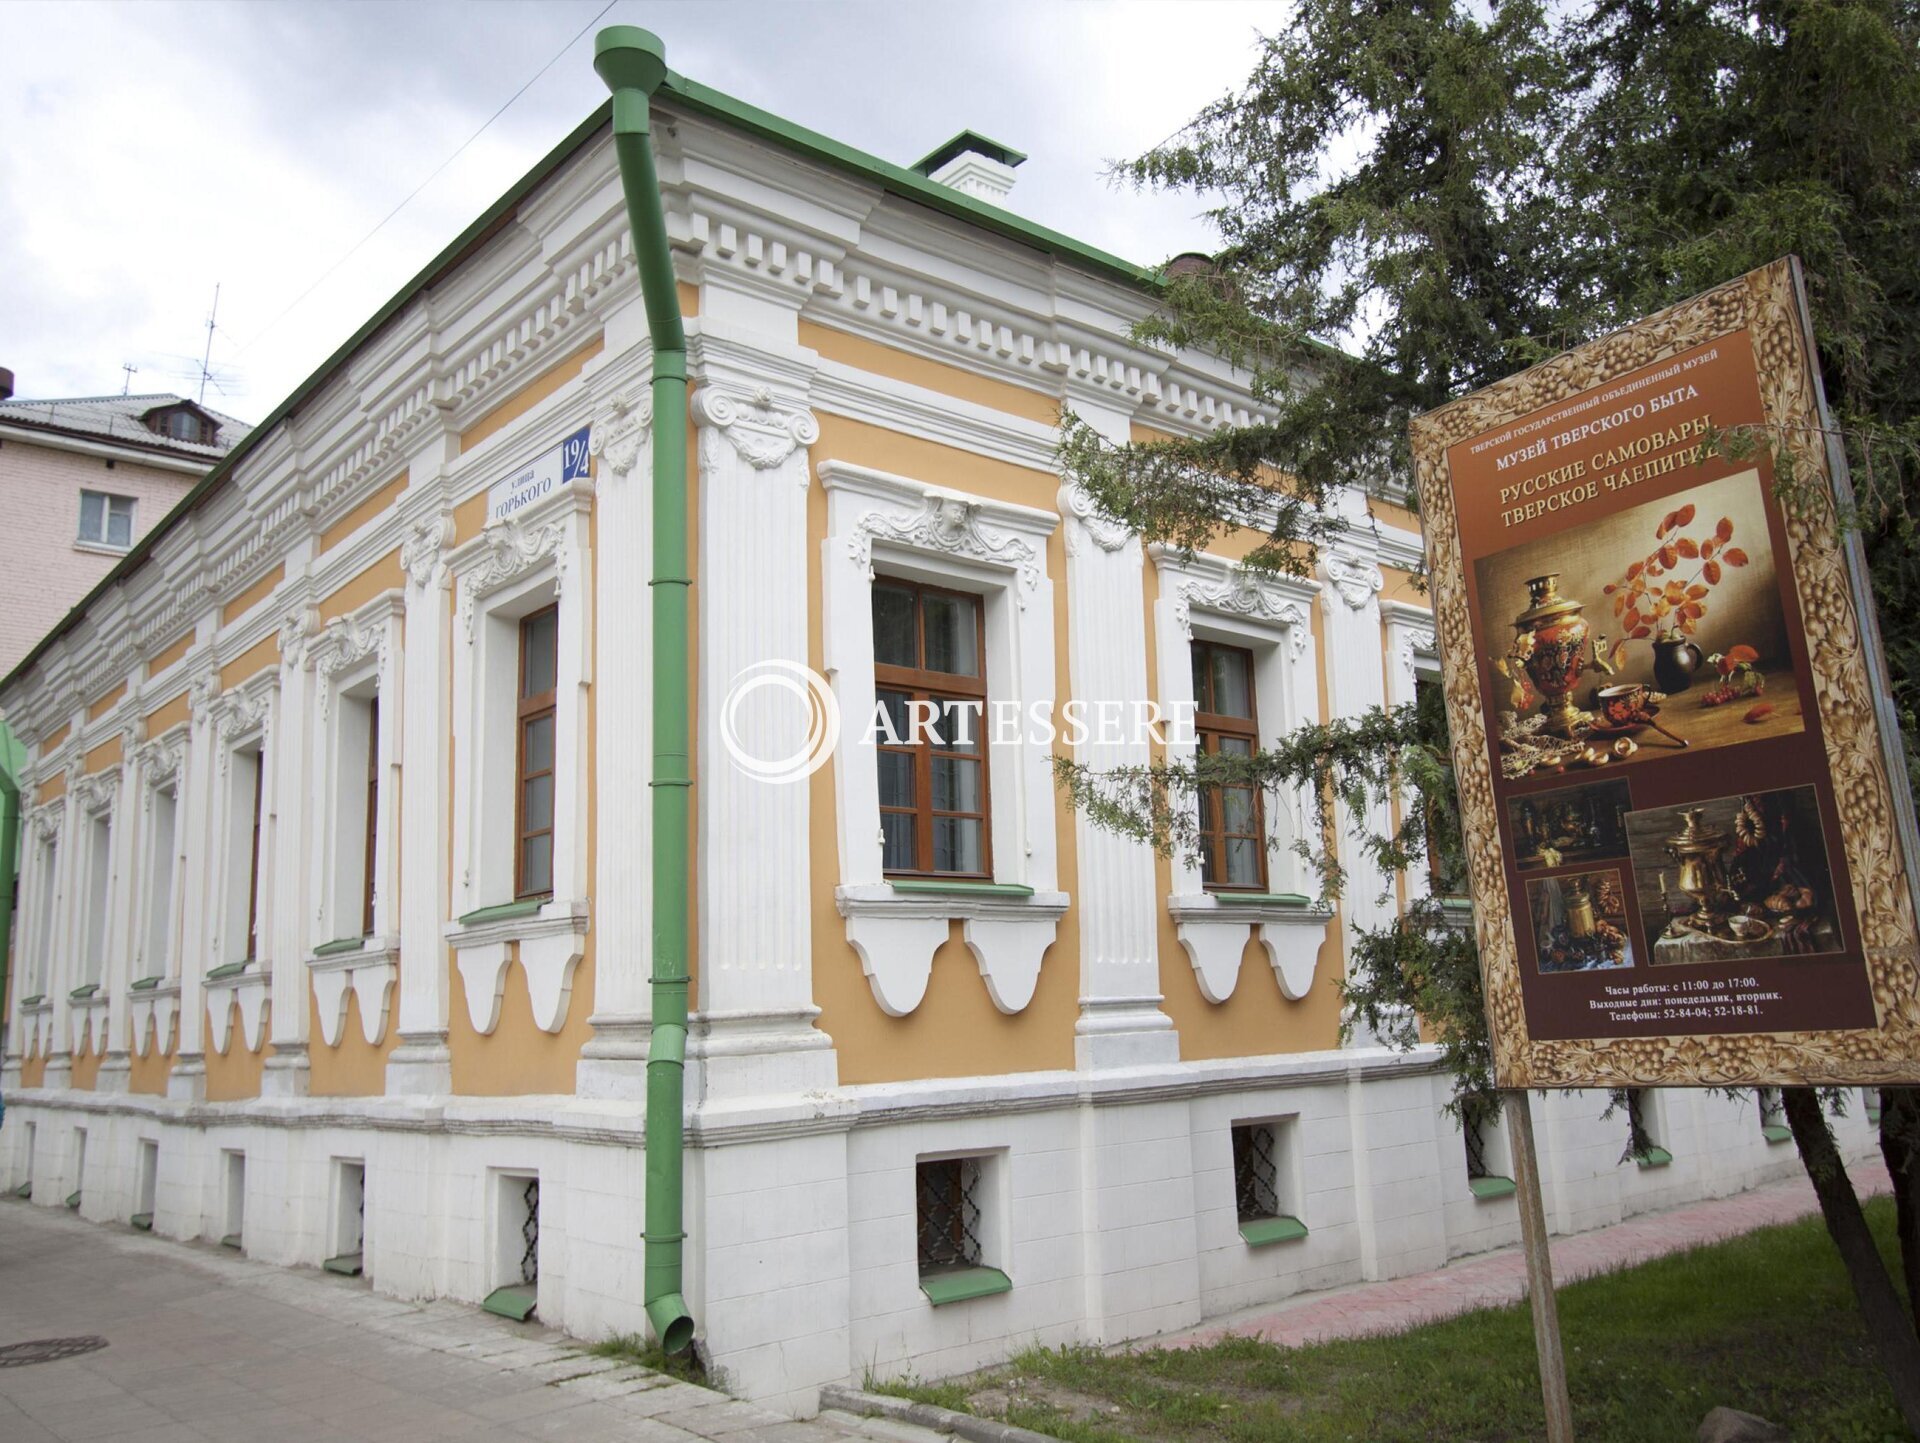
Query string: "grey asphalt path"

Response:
xmin=0 ymin=1199 xmax=871 ymax=1443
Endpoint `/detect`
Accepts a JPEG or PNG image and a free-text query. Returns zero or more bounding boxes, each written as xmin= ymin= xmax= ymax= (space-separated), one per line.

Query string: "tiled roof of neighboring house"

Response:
xmin=0 ymin=392 xmax=251 ymax=463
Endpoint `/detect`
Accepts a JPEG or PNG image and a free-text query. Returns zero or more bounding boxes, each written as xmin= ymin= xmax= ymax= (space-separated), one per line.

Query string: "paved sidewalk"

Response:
xmin=0 ymin=1200 xmax=860 ymax=1443
xmin=1159 ymin=1159 xmax=1894 ymax=1349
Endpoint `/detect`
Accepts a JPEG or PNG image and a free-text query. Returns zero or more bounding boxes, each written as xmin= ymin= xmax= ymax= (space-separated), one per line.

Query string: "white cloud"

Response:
xmin=0 ymin=0 xmax=1287 ymax=417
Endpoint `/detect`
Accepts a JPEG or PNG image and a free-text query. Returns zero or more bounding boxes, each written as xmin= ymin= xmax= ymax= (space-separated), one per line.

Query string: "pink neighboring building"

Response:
xmin=0 ymin=371 xmax=249 ymax=678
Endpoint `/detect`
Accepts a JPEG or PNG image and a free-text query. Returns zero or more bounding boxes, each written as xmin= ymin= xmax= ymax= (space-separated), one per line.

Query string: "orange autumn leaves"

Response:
xmin=1601 ymin=503 xmax=1749 ymax=646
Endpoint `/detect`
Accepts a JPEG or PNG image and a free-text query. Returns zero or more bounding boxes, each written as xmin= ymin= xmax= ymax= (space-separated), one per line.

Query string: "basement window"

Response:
xmin=222 ymin=1150 xmax=245 ymax=1249
xmin=1626 ymin=1090 xmax=1671 ymax=1168
xmin=132 ymin=1139 xmax=157 ymax=1230
xmin=66 ymin=1128 xmax=86 ymax=1211
xmin=916 ymin=1155 xmax=1010 ymax=1304
xmin=1233 ymin=1119 xmax=1307 ymax=1245
xmin=1463 ymin=1102 xmax=1517 ymax=1201
xmin=483 ymin=1172 xmax=540 ymax=1321
xmin=1758 ymin=1088 xmax=1791 ymax=1144
xmin=325 ymin=1160 xmax=365 ymax=1276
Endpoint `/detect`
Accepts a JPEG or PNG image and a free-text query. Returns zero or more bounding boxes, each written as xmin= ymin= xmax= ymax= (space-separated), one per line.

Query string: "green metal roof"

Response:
xmin=1 ymin=65 xmax=1176 ymax=696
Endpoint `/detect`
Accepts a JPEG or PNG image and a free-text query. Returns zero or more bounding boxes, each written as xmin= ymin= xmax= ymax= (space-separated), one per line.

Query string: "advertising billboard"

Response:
xmin=1410 ymin=258 xmax=1920 ymax=1087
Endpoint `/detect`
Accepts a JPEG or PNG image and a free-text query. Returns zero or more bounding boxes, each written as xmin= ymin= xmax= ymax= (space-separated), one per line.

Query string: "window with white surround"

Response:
xmin=29 ymin=830 xmax=59 ymax=999
xmin=821 ymin=460 xmax=1066 ymax=1020
xmin=79 ymin=807 xmax=111 ymax=990
xmin=77 ymin=490 xmax=135 ymax=550
xmin=1151 ymin=544 xmax=1329 ymax=1005
xmin=304 ymin=594 xmax=404 ymax=1047
xmin=446 ymin=479 xmax=592 ymax=1037
xmin=142 ymin=784 xmax=180 ymax=978
xmin=207 ymin=673 xmax=275 ymax=1055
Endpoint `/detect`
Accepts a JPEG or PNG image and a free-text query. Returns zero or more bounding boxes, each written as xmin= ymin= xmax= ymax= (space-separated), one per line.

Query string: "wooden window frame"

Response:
xmin=514 ymin=606 xmax=559 ymax=901
xmin=361 ymin=697 xmax=380 ymax=936
xmin=244 ymin=749 xmax=264 ymax=961
xmin=1192 ymin=638 xmax=1267 ymax=893
xmin=873 ymin=579 xmax=992 ymax=880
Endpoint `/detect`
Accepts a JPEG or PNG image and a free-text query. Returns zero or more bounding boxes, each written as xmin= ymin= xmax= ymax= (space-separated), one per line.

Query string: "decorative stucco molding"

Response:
xmin=589 ymin=388 xmax=651 ymax=479
xmin=1170 ymin=569 xmax=1312 ymax=659
xmin=400 ymin=515 xmax=456 ymax=590
xmin=457 ymin=518 xmax=570 ymax=639
xmin=692 ymin=386 xmax=818 ymax=478
xmin=1059 ymin=479 xmax=1133 ymax=555
xmin=308 ymin=943 xmax=398 ymax=1048
xmin=845 ymin=494 xmax=1043 ymax=604
xmin=1322 ymin=540 xmax=1385 ymax=611
xmin=446 ymin=902 xmax=589 ymax=1035
xmin=837 ymin=886 xmax=1069 ymax=1017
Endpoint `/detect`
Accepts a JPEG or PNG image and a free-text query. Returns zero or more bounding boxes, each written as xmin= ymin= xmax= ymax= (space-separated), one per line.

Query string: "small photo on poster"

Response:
xmin=1474 ymin=469 xmax=1806 ymax=781
xmin=1625 ymin=785 xmax=1843 ymax=966
xmin=1507 ymin=778 xmax=1631 ymax=872
xmin=1526 ymin=866 xmax=1635 ymax=973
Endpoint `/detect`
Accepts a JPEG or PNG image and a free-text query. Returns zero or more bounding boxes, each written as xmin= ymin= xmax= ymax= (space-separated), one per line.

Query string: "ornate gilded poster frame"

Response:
xmin=1410 ymin=257 xmax=1920 ymax=1088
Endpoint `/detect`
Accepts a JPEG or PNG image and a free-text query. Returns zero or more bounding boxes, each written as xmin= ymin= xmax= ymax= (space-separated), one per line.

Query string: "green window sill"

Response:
xmin=919 ymin=1265 xmax=1013 ymax=1305
xmin=313 ymin=936 xmax=369 ymax=958
xmin=220 ymin=1233 xmax=242 ymax=1251
xmin=1761 ymin=1124 xmax=1793 ymax=1145
xmin=20 ymin=995 xmax=44 ymax=1007
xmin=1631 ymin=1146 xmax=1673 ymax=1169
xmin=130 ymin=1212 xmax=153 ymax=1231
xmin=889 ymin=880 xmax=1034 ymax=899
xmin=482 ymin=1284 xmax=538 ymax=1320
xmin=65 ymin=1192 xmax=82 ymax=1210
xmin=1208 ymin=891 xmax=1312 ymax=908
xmin=130 ymin=976 xmax=164 ymax=992
xmin=68 ymin=984 xmax=99 ymax=1001
xmin=1469 ymin=1175 xmax=1518 ymax=1201
xmin=323 ymin=1252 xmax=364 ymax=1277
xmin=10 ymin=1183 xmax=30 ymax=1200
xmin=206 ymin=962 xmax=250 ymax=981
xmin=1867 ymin=1109 xmax=1883 ymax=1125
xmin=458 ymin=898 xmax=548 ymax=927
xmin=1239 ymin=1215 xmax=1309 ymax=1246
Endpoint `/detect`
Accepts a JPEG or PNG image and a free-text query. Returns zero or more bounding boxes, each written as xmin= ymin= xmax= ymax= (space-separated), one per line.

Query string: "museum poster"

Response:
xmin=1409 ymin=258 xmax=1920 ymax=1088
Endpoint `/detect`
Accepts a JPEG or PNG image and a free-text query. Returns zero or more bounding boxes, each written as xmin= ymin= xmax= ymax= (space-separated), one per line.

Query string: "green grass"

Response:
xmin=587 ymin=1330 xmax=710 ymax=1385
xmin=873 ymin=1199 xmax=1908 ymax=1443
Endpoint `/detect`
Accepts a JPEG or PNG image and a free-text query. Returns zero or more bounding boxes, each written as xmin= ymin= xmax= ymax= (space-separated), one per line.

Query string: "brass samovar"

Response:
xmin=1663 ymin=806 xmax=1734 ymax=936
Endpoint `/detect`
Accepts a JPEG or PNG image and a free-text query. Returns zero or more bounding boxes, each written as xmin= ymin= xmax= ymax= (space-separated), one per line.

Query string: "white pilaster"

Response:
xmin=42 ymin=767 xmax=81 ymax=1090
xmin=387 ymin=514 xmax=456 ymax=1095
xmin=578 ymin=369 xmax=653 ymax=1099
xmin=264 ymin=608 xmax=317 ymax=1096
xmin=1317 ymin=499 xmax=1394 ymax=1048
xmin=1060 ymin=399 xmax=1177 ymax=1068
xmin=690 ymin=378 xmax=834 ymax=1099
xmin=170 ymin=664 xmax=219 ymax=1099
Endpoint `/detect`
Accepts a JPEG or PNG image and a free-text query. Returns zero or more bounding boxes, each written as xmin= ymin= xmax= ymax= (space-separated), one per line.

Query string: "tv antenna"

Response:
xmin=120 ymin=363 xmax=137 ymax=396
xmin=198 ymin=283 xmax=221 ymax=404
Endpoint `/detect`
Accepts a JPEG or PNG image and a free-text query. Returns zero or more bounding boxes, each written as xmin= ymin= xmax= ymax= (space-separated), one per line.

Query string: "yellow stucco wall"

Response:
xmin=320 ymin=471 xmax=409 ymax=555
xmin=221 ymin=564 xmax=285 ymax=627
xmin=147 ymin=629 xmax=195 ymax=678
xmin=306 ymin=981 xmax=399 ymax=1097
xmin=86 ymin=680 xmax=126 ymax=721
xmin=203 ymin=1001 xmax=270 ymax=1101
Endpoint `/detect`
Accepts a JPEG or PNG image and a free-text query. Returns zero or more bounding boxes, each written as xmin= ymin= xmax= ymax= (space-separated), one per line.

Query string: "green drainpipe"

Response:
xmin=0 ymin=757 xmax=16 ymax=1063
xmin=595 ymin=25 xmax=696 ymax=1358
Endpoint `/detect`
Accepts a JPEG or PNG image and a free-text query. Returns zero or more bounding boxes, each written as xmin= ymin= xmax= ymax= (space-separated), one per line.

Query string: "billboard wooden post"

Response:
xmin=1504 ymin=1090 xmax=1575 ymax=1443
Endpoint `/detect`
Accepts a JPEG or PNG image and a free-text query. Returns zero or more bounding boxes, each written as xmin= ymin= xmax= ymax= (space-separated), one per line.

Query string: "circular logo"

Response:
xmin=718 ymin=661 xmax=839 ymax=784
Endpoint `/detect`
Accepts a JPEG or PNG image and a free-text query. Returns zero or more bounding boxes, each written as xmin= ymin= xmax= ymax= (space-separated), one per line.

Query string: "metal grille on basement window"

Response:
xmin=1464 ymin=1113 xmax=1492 ymax=1181
xmin=1232 ymin=1123 xmax=1282 ymax=1223
xmin=520 ymin=1178 xmax=540 ymax=1286
xmin=916 ymin=1158 xmax=982 ymax=1274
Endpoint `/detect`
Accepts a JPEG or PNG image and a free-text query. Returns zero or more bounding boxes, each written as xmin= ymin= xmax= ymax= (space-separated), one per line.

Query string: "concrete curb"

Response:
xmin=819 ymin=1384 xmax=1061 ymax=1443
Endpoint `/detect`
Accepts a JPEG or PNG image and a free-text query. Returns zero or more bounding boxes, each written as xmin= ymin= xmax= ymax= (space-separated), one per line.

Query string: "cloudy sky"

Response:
xmin=2 ymin=0 xmax=1287 ymax=422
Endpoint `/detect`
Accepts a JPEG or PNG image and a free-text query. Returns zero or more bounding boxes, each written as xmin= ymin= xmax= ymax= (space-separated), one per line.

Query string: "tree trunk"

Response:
xmin=1785 ymin=1087 xmax=1920 ymax=1437
xmin=1881 ymin=1087 xmax=1920 ymax=1338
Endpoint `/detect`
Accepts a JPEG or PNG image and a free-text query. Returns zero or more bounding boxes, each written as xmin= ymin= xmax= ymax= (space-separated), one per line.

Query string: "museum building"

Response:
xmin=0 ymin=39 xmax=1880 ymax=1412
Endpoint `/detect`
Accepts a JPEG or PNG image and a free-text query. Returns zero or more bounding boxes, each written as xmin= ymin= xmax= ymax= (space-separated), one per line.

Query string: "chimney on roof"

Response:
xmin=0 ymin=368 xmax=13 ymax=403
xmin=911 ymin=131 xmax=1026 ymax=206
